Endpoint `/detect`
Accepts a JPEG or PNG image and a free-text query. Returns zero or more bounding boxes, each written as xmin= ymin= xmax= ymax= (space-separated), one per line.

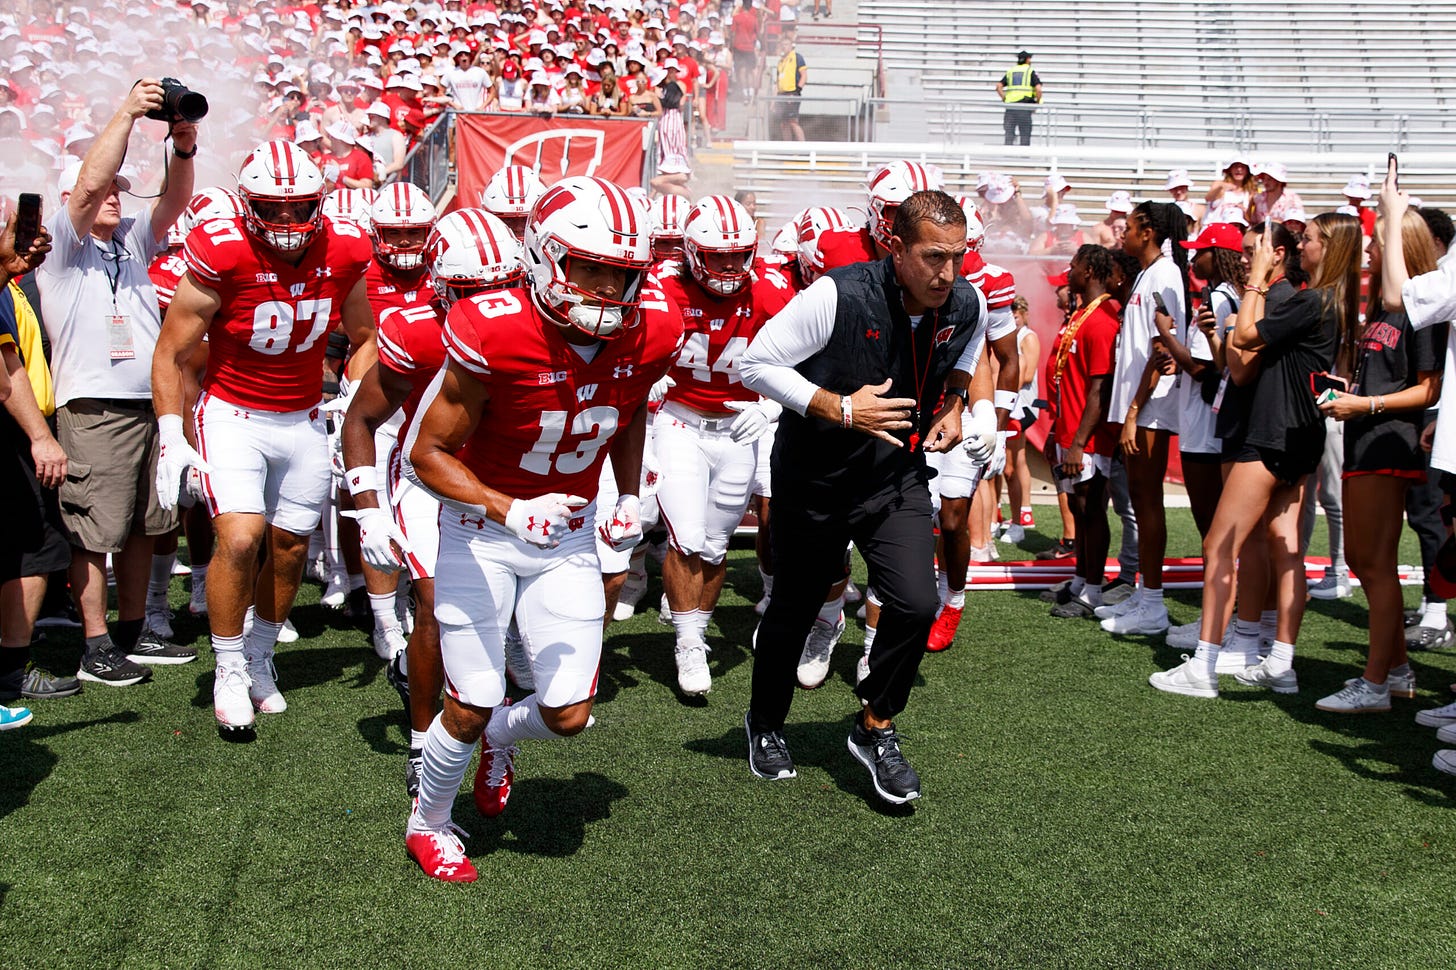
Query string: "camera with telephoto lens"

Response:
xmin=144 ymin=78 xmax=209 ymax=124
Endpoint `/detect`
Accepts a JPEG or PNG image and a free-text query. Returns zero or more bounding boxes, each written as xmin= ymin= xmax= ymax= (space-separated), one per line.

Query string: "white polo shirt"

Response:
xmin=36 ymin=205 xmax=163 ymax=408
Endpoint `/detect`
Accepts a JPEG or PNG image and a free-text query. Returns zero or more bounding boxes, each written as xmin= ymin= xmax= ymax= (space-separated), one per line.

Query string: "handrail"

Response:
xmin=393 ymin=111 xmax=452 ymax=205
xmin=794 ymin=22 xmax=886 ymax=97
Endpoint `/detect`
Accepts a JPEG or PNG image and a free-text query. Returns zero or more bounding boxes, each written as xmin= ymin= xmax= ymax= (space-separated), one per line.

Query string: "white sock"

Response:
xmin=1191 ymin=639 xmax=1220 ymax=679
xmin=149 ymin=554 xmax=175 ymax=601
xmin=1070 ymin=576 xmax=1086 ymax=596
xmin=370 ymin=592 xmax=401 ymax=632
xmin=348 ymin=573 xmax=366 ymax=592
xmin=1265 ymin=639 xmax=1296 ymax=676
xmin=1390 ymin=662 xmax=1412 ymax=678
xmin=1259 ymin=609 xmax=1278 ymax=643
xmin=863 ymin=625 xmax=877 ymax=653
xmin=671 ymin=610 xmax=700 ymax=644
xmin=936 ymin=571 xmax=950 ymax=604
xmin=212 ymin=633 xmax=244 ymax=665
xmin=695 ymin=610 xmax=712 ymax=638
xmin=1143 ymin=587 xmax=1164 ymax=605
xmin=759 ymin=568 xmax=774 ymax=599
xmin=1422 ymin=600 xmax=1449 ymax=629
xmin=1079 ymin=585 xmax=1103 ymax=608
xmin=245 ymin=616 xmax=283 ymax=657
xmin=486 ymin=694 xmax=565 ymax=748
xmin=410 ymin=728 xmax=428 ymax=750
xmin=413 ymin=715 xmax=477 ymax=830
xmin=817 ymin=596 xmax=844 ymax=625
xmin=190 ymin=563 xmax=208 ymax=592
xmin=1233 ymin=617 xmax=1261 ymax=640
xmin=948 ymin=588 xmax=965 ymax=609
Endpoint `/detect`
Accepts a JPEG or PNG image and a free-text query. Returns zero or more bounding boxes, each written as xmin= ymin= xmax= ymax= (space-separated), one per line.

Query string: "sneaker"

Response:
xmin=844 ymin=581 xmax=862 ymax=604
xmin=1050 ymin=598 xmax=1095 ymax=619
xmin=0 ymin=705 xmax=33 ymax=730
xmin=1308 ymin=571 xmax=1353 ymax=600
xmin=1034 ymin=539 xmax=1074 ymax=560
xmin=1386 ymin=666 xmax=1417 ymax=699
xmin=856 ymin=647 xmax=871 ymax=685
xmin=504 ymin=624 xmax=533 ymax=691
xmin=675 ymin=638 xmax=712 ymax=696
xmin=78 ymin=643 xmax=151 ymax=686
xmin=856 ymin=601 xmax=867 ymax=621
xmin=1437 ymin=723 xmax=1456 ymax=744
xmin=321 ymin=572 xmax=348 ymax=609
xmin=613 ymin=568 xmax=648 ymax=622
xmin=796 ymin=612 xmax=845 ymax=689
xmin=213 ymin=662 xmax=256 ymax=732
xmin=745 ymin=711 xmax=796 ymax=780
xmin=171 ymin=559 xmax=192 ymax=576
xmin=127 ymin=631 xmax=198 ymax=665
xmin=1094 ymin=590 xmax=1140 ymax=620
xmin=1407 ymin=620 xmax=1456 ymax=651
xmin=373 ymin=625 xmax=408 ymax=661
xmin=1215 ymin=640 xmax=1261 ymax=675
xmin=245 ymin=648 xmax=286 ymax=713
xmin=1100 ymin=601 xmax=1170 ymax=635
xmin=1149 ymin=655 xmax=1219 ymax=699
xmin=926 ymin=604 xmax=962 ymax=652
xmin=145 ymin=603 xmax=175 ymax=640
xmin=1433 ymin=750 xmax=1456 ymax=777
xmin=970 ymin=543 xmax=999 ymax=562
xmin=657 ymin=592 xmax=672 ymax=626
xmin=1234 ymin=658 xmax=1300 ymax=694
xmin=473 ymin=735 xmax=517 ymax=819
xmin=754 ymin=593 xmax=771 ymax=617
xmin=35 ymin=603 xmax=82 ymax=629
xmin=1165 ymin=619 xmax=1201 ymax=651
xmin=1018 ymin=509 xmax=1035 ymax=528
xmin=386 ymin=648 xmax=410 ymax=713
xmin=188 ymin=578 xmax=208 ymax=616
xmin=847 ymin=717 xmax=921 ymax=804
xmin=1100 ymin=578 xmax=1136 ymax=605
xmin=1002 ymin=524 xmax=1025 ymax=544
xmin=1316 ymin=678 xmax=1391 ymax=713
xmin=276 ymin=619 xmax=299 ymax=644
xmin=405 ymin=817 xmax=478 ymax=883
xmin=0 ymin=662 xmax=82 ymax=700
xmin=1039 ymin=577 xmax=1073 ymax=604
xmin=406 ymin=747 xmax=423 ymax=798
xmin=1415 ymin=700 xmax=1456 ymax=728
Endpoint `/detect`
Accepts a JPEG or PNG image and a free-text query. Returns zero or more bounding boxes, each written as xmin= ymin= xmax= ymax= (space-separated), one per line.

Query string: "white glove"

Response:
xmin=155 ymin=414 xmax=212 ymax=511
xmin=961 ymin=399 xmax=998 ymax=464
xmin=725 ymin=400 xmax=773 ymax=444
xmin=505 ymin=493 xmax=589 ymax=548
xmin=597 ymin=493 xmax=642 ymax=551
xmin=322 ymin=391 xmax=351 ymax=481
xmin=184 ymin=466 xmax=208 ymax=505
xmin=987 ymin=430 xmax=1009 ymax=478
xmin=342 ymin=505 xmax=411 ymax=572
xmin=648 ymin=375 xmax=675 ymax=405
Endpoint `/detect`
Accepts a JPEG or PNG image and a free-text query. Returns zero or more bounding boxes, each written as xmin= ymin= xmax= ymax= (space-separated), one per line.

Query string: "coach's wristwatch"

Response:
xmin=944 ymin=387 xmax=969 ymax=408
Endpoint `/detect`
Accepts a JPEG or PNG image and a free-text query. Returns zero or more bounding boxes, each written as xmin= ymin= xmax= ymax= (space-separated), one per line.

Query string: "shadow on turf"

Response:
xmin=0 ymin=711 xmax=141 ymax=822
xmin=465 ymin=771 xmax=629 ymax=856
xmin=188 ymin=645 xmax=384 ymax=711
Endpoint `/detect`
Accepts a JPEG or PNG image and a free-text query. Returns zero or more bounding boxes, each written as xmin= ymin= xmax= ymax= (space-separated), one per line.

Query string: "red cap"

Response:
xmin=1046 ymin=269 xmax=1069 ymax=287
xmin=1180 ymin=223 xmax=1244 ymax=253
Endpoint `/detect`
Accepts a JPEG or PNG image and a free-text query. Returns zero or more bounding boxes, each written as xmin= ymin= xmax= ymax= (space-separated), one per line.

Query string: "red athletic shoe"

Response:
xmin=473 ymin=737 xmax=517 ymax=819
xmin=406 ymin=822 xmax=478 ymax=883
xmin=1018 ymin=508 xmax=1035 ymax=527
xmin=926 ymin=604 xmax=963 ymax=652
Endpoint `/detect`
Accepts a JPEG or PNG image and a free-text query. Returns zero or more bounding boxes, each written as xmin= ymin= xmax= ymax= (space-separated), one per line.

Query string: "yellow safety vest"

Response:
xmin=777 ymin=50 xmax=802 ymax=94
xmin=1002 ymin=64 xmax=1036 ymax=103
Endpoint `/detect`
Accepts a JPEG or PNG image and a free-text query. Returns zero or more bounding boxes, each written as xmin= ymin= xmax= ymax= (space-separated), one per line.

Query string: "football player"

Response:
xmin=343 ymin=206 xmax=524 ymax=798
xmin=402 ymin=176 xmax=683 ymax=882
xmin=151 ymin=141 xmax=379 ymax=739
xmin=654 ymin=196 xmax=792 ymax=697
xmin=647 ymin=193 xmax=689 ymax=270
xmin=479 ymin=163 xmax=546 ymax=240
xmin=814 ymin=160 xmax=943 ymax=272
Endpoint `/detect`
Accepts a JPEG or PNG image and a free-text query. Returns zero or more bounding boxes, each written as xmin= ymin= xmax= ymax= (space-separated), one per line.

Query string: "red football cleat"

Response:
xmin=1018 ymin=508 xmax=1035 ymax=528
xmin=473 ymin=737 xmax=517 ymax=819
xmin=406 ymin=823 xmax=478 ymax=883
xmin=926 ymin=604 xmax=963 ymax=652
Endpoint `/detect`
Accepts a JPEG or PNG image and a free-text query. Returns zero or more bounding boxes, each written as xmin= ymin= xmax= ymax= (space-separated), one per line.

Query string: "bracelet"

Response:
xmin=840 ymin=394 xmax=853 ymax=429
xmin=1369 ymin=397 xmax=1376 ymax=414
xmin=1243 ymin=284 xmax=1267 ymax=296
xmin=1377 ymin=395 xmax=1387 ymax=414
xmin=172 ymin=144 xmax=198 ymax=159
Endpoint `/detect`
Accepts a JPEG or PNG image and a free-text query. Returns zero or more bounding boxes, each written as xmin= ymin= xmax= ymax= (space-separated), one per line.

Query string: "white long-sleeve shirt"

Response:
xmin=1401 ymin=249 xmax=1456 ymax=472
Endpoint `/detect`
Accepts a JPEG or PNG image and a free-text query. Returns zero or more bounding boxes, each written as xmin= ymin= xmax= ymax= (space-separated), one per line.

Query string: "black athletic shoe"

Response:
xmin=847 ymin=717 xmax=921 ymax=804
xmin=346 ymin=586 xmax=371 ymax=626
xmin=406 ymin=746 xmax=423 ymax=799
xmin=78 ymin=644 xmax=151 ymax=687
xmin=0 ymin=663 xmax=83 ymax=700
xmin=386 ymin=648 xmax=410 ymax=713
xmin=127 ymin=631 xmax=198 ymax=665
xmin=1039 ymin=577 xmax=1073 ymax=604
xmin=745 ymin=711 xmax=797 ymax=780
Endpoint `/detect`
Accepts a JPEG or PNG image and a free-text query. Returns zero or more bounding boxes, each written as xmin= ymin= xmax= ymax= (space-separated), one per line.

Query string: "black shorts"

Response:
xmin=1234 ymin=441 xmax=1322 ymax=486
xmin=1180 ymin=450 xmax=1223 ymax=467
xmin=772 ymin=96 xmax=801 ymax=122
xmin=17 ymin=446 xmax=70 ymax=577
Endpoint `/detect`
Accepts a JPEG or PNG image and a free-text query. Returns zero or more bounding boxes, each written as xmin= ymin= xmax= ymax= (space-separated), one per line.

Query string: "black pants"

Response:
xmin=749 ymin=486 xmax=939 ymax=734
xmin=1407 ymin=412 xmax=1451 ymax=603
xmin=1003 ymin=105 xmax=1034 ymax=145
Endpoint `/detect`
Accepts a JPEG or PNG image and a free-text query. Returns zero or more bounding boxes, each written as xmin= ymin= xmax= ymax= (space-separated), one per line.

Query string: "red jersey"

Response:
xmin=149 ymin=249 xmax=187 ymax=313
xmin=658 ymin=264 xmax=793 ymax=413
xmin=1050 ymin=295 xmax=1120 ymax=455
xmin=377 ymin=298 xmax=447 ymax=434
xmin=365 ymin=260 xmax=435 ymax=322
xmin=442 ymin=286 xmax=684 ymax=501
xmin=816 ymin=226 xmax=879 ymax=272
xmin=184 ymin=216 xmax=373 ymax=412
xmin=960 ymin=251 xmax=1016 ymax=310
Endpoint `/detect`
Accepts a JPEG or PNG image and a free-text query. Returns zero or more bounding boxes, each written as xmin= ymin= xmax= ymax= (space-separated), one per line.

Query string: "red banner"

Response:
xmin=453 ymin=113 xmax=650 ymax=213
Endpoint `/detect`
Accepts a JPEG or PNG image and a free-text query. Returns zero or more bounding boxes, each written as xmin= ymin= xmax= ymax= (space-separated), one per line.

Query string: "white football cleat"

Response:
xmin=245 ymin=648 xmax=287 ymax=713
xmin=373 ymin=625 xmax=408 ymax=661
xmin=214 ymin=662 xmax=257 ymax=733
xmin=675 ymin=638 xmax=712 ymax=697
xmin=321 ymin=573 xmax=349 ymax=609
xmin=796 ymin=612 xmax=845 ymax=689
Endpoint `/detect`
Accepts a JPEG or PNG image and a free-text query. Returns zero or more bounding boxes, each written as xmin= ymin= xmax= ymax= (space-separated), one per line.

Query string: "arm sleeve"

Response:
xmin=739 ymin=275 xmax=839 ymax=415
xmin=952 ymin=287 xmax=990 ymax=373
xmin=1402 ymin=259 xmax=1456 ymax=332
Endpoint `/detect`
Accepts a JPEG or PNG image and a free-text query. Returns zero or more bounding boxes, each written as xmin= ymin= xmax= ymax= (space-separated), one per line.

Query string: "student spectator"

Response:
xmin=589 ymin=74 xmax=625 ymax=115
xmin=1152 ymin=213 xmax=1363 ymax=700
xmin=323 ymin=121 xmax=376 ymax=190
xmin=1204 ymin=157 xmax=1257 ymax=225
xmin=1313 ymin=210 xmax=1444 ymax=713
xmin=1252 ymin=162 xmax=1304 ymax=225
xmin=1166 ymin=169 xmax=1205 ymax=224
xmin=731 ymin=0 xmax=761 ymax=102
xmin=1031 ymin=203 xmax=1083 ymax=256
xmin=365 ymin=103 xmax=408 ymax=183
xmin=1091 ymin=192 xmax=1132 ymax=249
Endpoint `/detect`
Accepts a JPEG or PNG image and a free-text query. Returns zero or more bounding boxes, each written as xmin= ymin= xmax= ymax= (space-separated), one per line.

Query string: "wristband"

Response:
xmin=344 ymin=465 xmax=379 ymax=496
xmin=840 ymin=394 xmax=853 ymax=429
xmin=994 ymin=389 xmax=1019 ymax=412
xmin=172 ymin=144 xmax=198 ymax=159
xmin=158 ymin=413 xmax=185 ymax=436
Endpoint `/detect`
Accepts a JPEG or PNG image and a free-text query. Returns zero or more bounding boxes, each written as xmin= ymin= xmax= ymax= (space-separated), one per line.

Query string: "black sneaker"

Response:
xmin=1050 ymin=598 xmax=1095 ymax=619
xmin=847 ymin=717 xmax=921 ymax=804
xmin=386 ymin=648 xmax=410 ymax=713
xmin=127 ymin=631 xmax=198 ymax=665
xmin=78 ymin=644 xmax=151 ymax=687
xmin=1034 ymin=538 xmax=1075 ymax=561
xmin=406 ymin=747 xmax=423 ymax=799
xmin=0 ymin=663 xmax=83 ymax=700
xmin=745 ymin=711 xmax=796 ymax=780
xmin=1039 ymin=577 xmax=1073 ymax=604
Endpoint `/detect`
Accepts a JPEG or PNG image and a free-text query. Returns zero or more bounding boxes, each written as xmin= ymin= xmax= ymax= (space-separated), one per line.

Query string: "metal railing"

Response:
xmin=395 ymin=111 xmax=452 ymax=204
xmin=792 ymin=22 xmax=886 ymax=97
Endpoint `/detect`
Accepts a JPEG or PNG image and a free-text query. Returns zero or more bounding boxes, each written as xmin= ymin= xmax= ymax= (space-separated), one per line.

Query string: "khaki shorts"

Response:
xmin=56 ymin=399 xmax=178 ymax=553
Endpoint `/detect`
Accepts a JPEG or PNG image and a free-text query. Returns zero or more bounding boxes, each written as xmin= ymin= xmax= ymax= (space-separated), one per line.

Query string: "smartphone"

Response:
xmin=1151 ymin=291 xmax=1167 ymax=314
xmin=1310 ymin=372 xmax=1349 ymax=398
xmin=15 ymin=193 xmax=41 ymax=253
xmin=1389 ymin=152 xmax=1400 ymax=191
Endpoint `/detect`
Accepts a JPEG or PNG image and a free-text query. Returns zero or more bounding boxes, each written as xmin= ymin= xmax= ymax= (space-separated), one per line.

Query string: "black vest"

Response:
xmin=772 ymin=257 xmax=983 ymax=509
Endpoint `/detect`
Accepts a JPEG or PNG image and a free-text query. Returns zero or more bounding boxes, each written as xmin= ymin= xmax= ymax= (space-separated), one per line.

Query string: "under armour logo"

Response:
xmin=735 ymin=306 xmax=752 ymax=317
xmin=526 ymin=516 xmax=550 ymax=536
xmin=865 ymin=328 xmax=880 ymax=340
xmin=315 ymin=267 xmax=333 ymax=277
xmin=435 ymin=865 xmax=459 ymax=876
xmin=459 ymin=513 xmax=486 ymax=529
xmin=614 ymin=364 xmax=634 ymax=379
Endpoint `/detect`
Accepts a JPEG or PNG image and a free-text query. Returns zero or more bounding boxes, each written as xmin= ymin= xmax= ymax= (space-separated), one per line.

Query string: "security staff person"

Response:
xmin=738 ymin=191 xmax=996 ymax=805
xmin=996 ymin=50 xmax=1042 ymax=146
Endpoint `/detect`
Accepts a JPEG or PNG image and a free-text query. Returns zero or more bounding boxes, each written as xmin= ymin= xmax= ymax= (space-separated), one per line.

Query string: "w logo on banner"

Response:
xmin=503 ymin=129 xmax=606 ymax=178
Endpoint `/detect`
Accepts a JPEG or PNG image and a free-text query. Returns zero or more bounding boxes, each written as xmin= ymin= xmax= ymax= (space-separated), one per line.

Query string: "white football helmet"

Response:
xmin=794 ymin=205 xmax=850 ymax=283
xmin=480 ymin=164 xmax=546 ymax=238
xmin=770 ymin=213 xmax=801 ymax=260
xmin=236 ymin=140 xmax=327 ymax=253
xmin=683 ymin=195 xmax=756 ymax=296
xmin=181 ymin=186 xmax=246 ymax=236
xmin=866 ymin=160 xmax=945 ymax=249
xmin=648 ymin=194 xmax=688 ymax=261
xmin=956 ymin=194 xmax=986 ymax=252
xmin=321 ymin=187 xmax=377 ymax=230
xmin=524 ymin=176 xmax=652 ymax=340
xmin=368 ymin=182 xmax=437 ymax=270
xmin=426 ymin=207 xmax=524 ymax=306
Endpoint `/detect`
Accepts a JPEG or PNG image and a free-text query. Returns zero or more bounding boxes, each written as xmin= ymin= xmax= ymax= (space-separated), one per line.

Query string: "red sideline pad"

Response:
xmin=964 ymin=556 xmax=1424 ymax=591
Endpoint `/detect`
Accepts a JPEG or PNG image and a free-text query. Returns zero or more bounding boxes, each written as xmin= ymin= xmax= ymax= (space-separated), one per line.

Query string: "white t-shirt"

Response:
xmin=1400 ymin=248 xmax=1456 ymax=472
xmin=1177 ymin=282 xmax=1235 ymax=455
xmin=36 ymin=205 xmax=162 ymax=407
xmin=1109 ymin=255 xmax=1183 ymax=431
xmin=445 ymin=65 xmax=492 ymax=110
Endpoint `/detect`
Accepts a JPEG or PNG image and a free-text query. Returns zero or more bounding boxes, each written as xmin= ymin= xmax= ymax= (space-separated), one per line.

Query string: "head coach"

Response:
xmin=738 ymin=189 xmax=996 ymax=804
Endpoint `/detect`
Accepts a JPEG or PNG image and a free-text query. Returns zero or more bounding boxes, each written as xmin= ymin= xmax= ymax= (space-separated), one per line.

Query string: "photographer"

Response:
xmin=34 ymin=78 xmax=200 ymax=687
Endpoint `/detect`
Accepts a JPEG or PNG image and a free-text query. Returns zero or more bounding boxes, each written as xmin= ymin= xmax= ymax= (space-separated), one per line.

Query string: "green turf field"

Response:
xmin=2 ymin=510 xmax=1454 ymax=969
